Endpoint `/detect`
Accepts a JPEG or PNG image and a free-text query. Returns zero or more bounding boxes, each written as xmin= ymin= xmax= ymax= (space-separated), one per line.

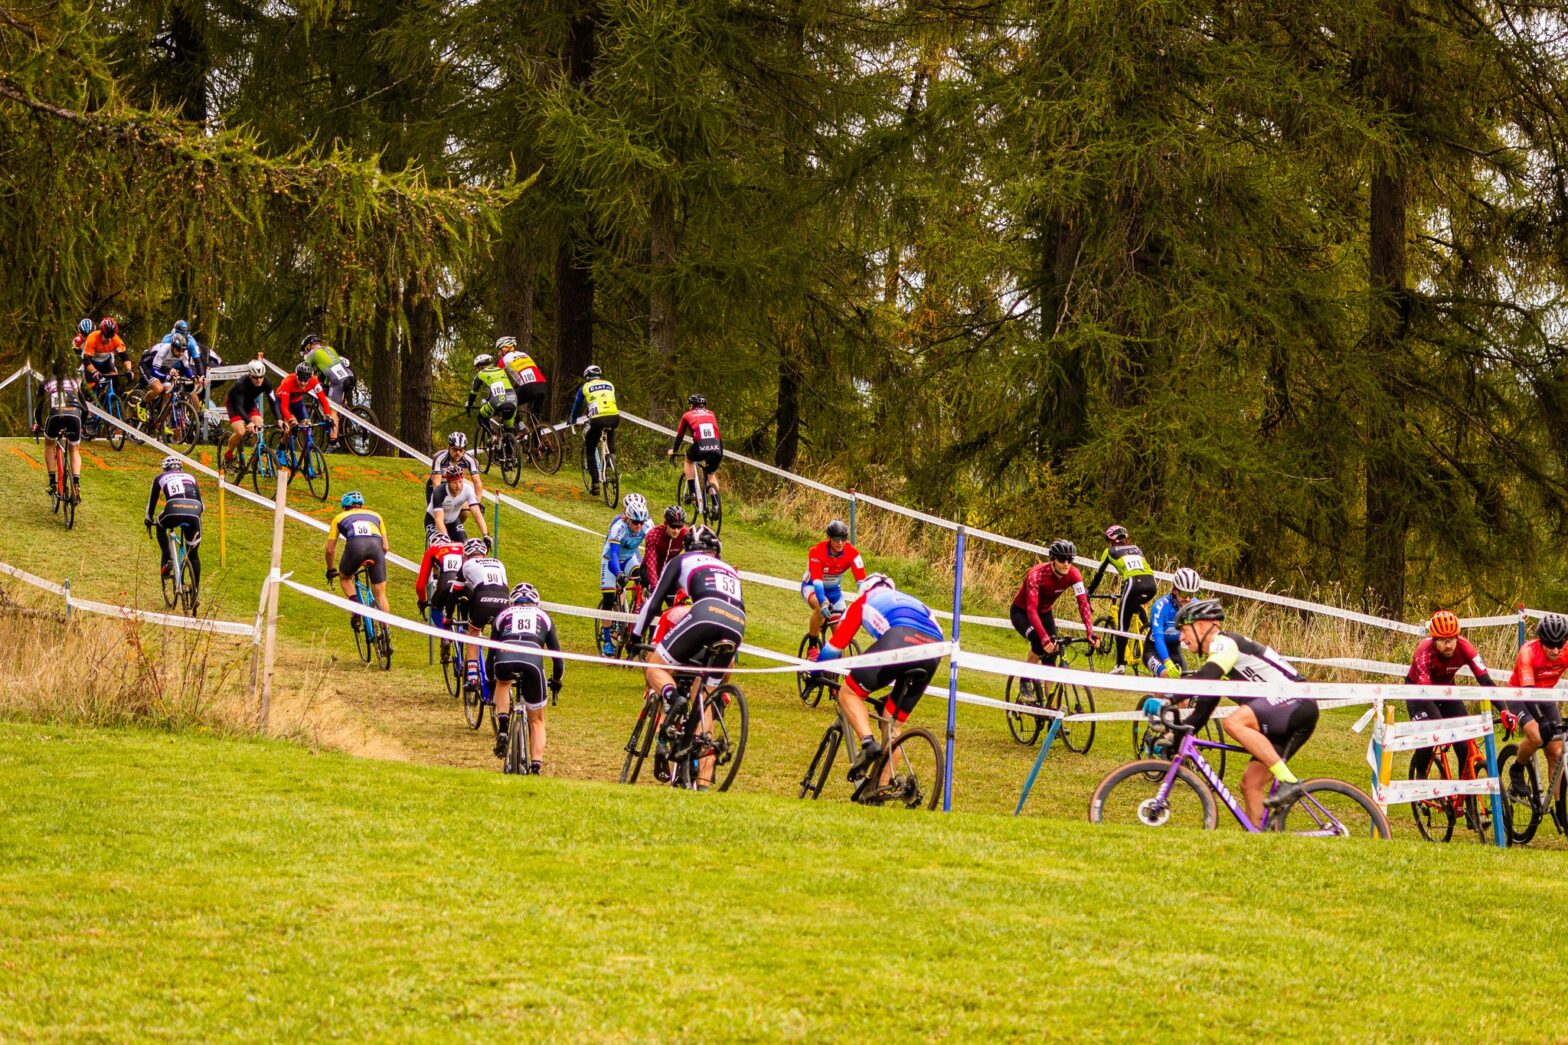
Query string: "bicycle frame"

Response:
xmin=167 ymin=529 xmax=187 ymax=596
xmin=1161 ymin=731 xmax=1352 ymax=836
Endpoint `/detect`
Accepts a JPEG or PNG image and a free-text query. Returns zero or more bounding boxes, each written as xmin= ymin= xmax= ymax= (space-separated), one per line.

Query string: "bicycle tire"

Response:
xmin=1092 ymin=616 xmax=1115 ymax=658
xmin=500 ymin=432 xmax=522 ymax=487
xmin=1498 ymin=743 xmax=1543 ymax=844
xmin=123 ymin=390 xmax=150 ymax=434
xmin=798 ymin=722 xmax=842 ymax=799
xmin=440 ymin=638 xmax=461 ymax=698
xmin=463 ymin=679 xmax=487 ymax=730
xmin=674 ymin=470 xmax=693 ymax=513
xmin=250 ymin=443 xmax=276 ymax=494
xmin=532 ymin=419 xmax=563 ymax=474
xmin=796 ymin=634 xmax=827 ymax=707
xmin=581 ymin=446 xmax=595 ymax=495
xmin=304 ymin=444 xmax=330 ymax=501
xmin=161 ymin=544 xmax=179 ymax=609
xmin=602 ymin=460 xmax=619 ymax=508
xmin=1268 ymin=778 xmax=1392 ymax=839
xmin=169 ymin=394 xmax=200 ymax=453
xmin=1088 ymin=759 xmax=1218 ymax=829
xmin=179 ymin=555 xmax=197 ymax=616
xmin=346 ymin=406 xmax=381 ymax=457
xmin=353 ymin=612 xmax=372 ymax=664
xmin=1409 ymin=750 xmax=1457 ymax=843
xmin=476 ymin=425 xmax=495 ymax=475
xmin=706 ymin=684 xmax=748 ymax=792
xmin=861 ymin=727 xmax=943 ymax=810
xmin=62 ymin=481 xmax=76 ymax=530
xmin=619 ymin=694 xmax=659 ymax=784
xmin=374 ymin=623 xmax=392 ymax=670
xmin=1004 ymin=676 xmax=1046 ymax=745
xmin=1048 ymin=681 xmax=1096 ymax=754
xmin=705 ymin=484 xmax=722 ymax=536
xmin=106 ymin=398 xmax=126 ymax=451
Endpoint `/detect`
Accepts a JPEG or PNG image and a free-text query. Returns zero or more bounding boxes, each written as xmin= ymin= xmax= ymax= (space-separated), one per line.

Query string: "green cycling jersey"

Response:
xmin=1087 ymin=541 xmax=1153 ymax=595
xmin=305 ymin=345 xmax=343 ymax=375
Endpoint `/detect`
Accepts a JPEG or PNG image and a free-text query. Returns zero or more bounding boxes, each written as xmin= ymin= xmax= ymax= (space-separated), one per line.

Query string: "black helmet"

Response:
xmin=826 ymin=519 xmax=850 ymax=540
xmin=1174 ymin=598 xmax=1225 ymax=627
xmin=663 ymin=504 xmax=686 ymax=526
xmin=1540 ymin=613 xmax=1568 ymax=648
xmin=300 ymin=333 xmax=323 ymax=353
xmin=294 ymin=362 xmax=313 ymax=380
xmin=688 ymin=393 xmax=706 ymax=408
xmin=1047 ymin=539 xmax=1076 ymax=562
xmin=688 ymin=524 xmax=721 ymax=554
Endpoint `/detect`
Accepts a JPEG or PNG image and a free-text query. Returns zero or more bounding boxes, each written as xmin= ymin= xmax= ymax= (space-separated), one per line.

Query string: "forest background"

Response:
xmin=7 ymin=0 xmax=1568 ymax=617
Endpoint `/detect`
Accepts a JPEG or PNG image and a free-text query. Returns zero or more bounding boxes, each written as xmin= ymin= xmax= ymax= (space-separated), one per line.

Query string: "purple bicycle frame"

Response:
xmin=1156 ymin=730 xmax=1346 ymax=836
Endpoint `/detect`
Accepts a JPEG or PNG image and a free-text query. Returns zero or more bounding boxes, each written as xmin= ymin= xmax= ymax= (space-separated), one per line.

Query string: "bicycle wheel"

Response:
xmin=346 ymin=406 xmax=381 ymax=457
xmin=619 ymin=694 xmax=659 ymax=784
xmin=1497 ymin=743 xmax=1543 ymax=844
xmin=179 ymin=554 xmax=197 ymax=615
xmin=859 ymin=727 xmax=944 ymax=810
xmin=304 ymin=444 xmax=330 ymax=501
xmin=1088 ymin=760 xmax=1218 ymax=829
xmin=169 ymin=395 xmax=199 ymax=453
xmin=500 ymin=432 xmax=522 ymax=487
xmin=532 ymin=419 xmax=563 ymax=474
xmin=476 ymin=425 xmax=494 ymax=475
xmin=1092 ymin=616 xmax=1115 ymax=658
xmin=796 ymin=634 xmax=826 ymax=707
xmin=581 ymin=446 xmax=595 ymax=495
xmin=602 ymin=459 xmax=619 ymax=507
xmin=250 ymin=443 xmax=276 ymax=494
xmin=1409 ymin=750 xmax=1457 ymax=843
xmin=1004 ymin=676 xmax=1046 ymax=745
xmin=705 ymin=484 xmax=722 ymax=535
xmin=123 ymin=390 xmax=149 ymax=433
xmin=440 ymin=638 xmax=461 ymax=698
xmin=161 ymin=539 xmax=180 ymax=609
xmin=1268 ymin=778 xmax=1392 ymax=839
xmin=61 ymin=472 xmax=76 ymax=530
xmin=708 ymin=684 xmax=749 ymax=792
xmin=504 ymin=710 xmax=527 ymax=775
xmin=798 ymin=722 xmax=842 ymax=799
xmin=353 ymin=612 xmax=372 ymax=664
xmin=105 ymin=397 xmax=126 ymax=451
xmin=463 ymin=678 xmax=487 ymax=730
xmin=1047 ymin=681 xmax=1096 ymax=754
xmin=374 ymin=621 xmax=392 ymax=670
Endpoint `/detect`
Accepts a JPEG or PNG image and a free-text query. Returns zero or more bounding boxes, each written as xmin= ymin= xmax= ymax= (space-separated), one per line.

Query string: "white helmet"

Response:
xmin=247 ymin=360 xmax=266 ymax=378
xmin=1172 ymin=567 xmax=1202 ymax=594
xmin=161 ymin=455 xmax=184 ymax=472
xmin=494 ymin=336 xmax=517 ymax=352
xmin=463 ymin=538 xmax=488 ymax=558
xmin=861 ymin=572 xmax=895 ymax=593
xmin=622 ymin=493 xmax=649 ymax=523
xmin=473 ymin=353 xmax=494 ymax=369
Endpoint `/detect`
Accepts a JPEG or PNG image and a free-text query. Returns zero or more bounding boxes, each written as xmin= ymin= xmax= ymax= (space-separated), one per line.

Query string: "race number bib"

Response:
xmin=352 ymin=520 xmax=375 ymax=537
xmin=713 ymin=573 xmax=742 ymax=600
xmin=441 ymin=553 xmax=463 ymax=573
xmin=482 ymin=565 xmax=505 ymax=586
xmin=1123 ymin=555 xmax=1146 ymax=571
xmin=698 ymin=423 xmax=716 ymax=440
xmin=329 ymin=364 xmax=350 ymax=382
xmin=489 ymin=379 xmax=509 ymax=398
xmin=587 ymin=400 xmax=600 ymax=417
xmin=516 ymin=369 xmax=536 ymax=384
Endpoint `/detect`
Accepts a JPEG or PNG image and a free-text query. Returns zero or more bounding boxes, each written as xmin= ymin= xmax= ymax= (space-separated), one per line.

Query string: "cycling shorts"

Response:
xmin=1237 ymin=698 xmax=1318 ymax=759
xmin=1009 ymin=604 xmax=1058 ymax=660
xmin=228 ymin=407 xmax=261 ymax=425
xmin=83 ymin=355 xmax=118 ymax=377
xmin=1518 ymin=700 xmax=1566 ymax=740
xmin=489 ymin=646 xmax=548 ymax=710
xmin=282 ymin=396 xmax=311 ymax=422
xmin=480 ymin=397 xmax=518 ymax=423
xmin=515 ymin=383 xmax=547 ymax=415
xmin=848 ymin=627 xmax=942 ymax=721
xmin=800 ymin=578 xmax=847 ymax=613
xmin=324 ymin=371 xmax=355 ymax=406
xmin=467 ymin=585 xmax=509 ymax=629
xmin=1404 ymin=693 xmax=1468 ymax=723
xmin=1144 ymin=632 xmax=1186 ymax=674
xmin=156 ymin=503 xmax=203 ymax=543
xmin=656 ymin=597 xmax=746 ymax=667
xmin=601 ymin=554 xmax=642 ymax=593
xmin=424 ymin=512 xmax=468 ymax=547
xmin=44 ymin=414 xmax=82 ymax=445
xmin=428 ymin=573 xmax=464 ymax=615
xmin=685 ymin=443 xmax=723 ymax=475
xmin=340 ymin=536 xmax=386 ymax=586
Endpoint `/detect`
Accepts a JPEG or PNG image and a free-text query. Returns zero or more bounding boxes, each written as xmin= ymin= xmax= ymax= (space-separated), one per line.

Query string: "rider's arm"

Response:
xmin=848 ymin=544 xmax=867 ymax=584
xmin=1085 ymin=549 xmax=1111 ymax=596
xmin=1515 ymin=647 xmax=1536 ymax=687
xmin=544 ymin=620 xmax=564 ymax=686
xmin=1073 ymin=583 xmax=1095 ymax=635
xmin=1181 ymin=660 xmax=1228 ymax=730
xmin=323 ymin=517 xmax=339 ymax=568
xmin=1148 ymin=598 xmax=1173 ymax=663
xmin=670 ymin=414 xmax=689 ymax=454
xmin=465 ymin=501 xmax=488 ymax=537
xmin=1408 ymin=643 xmax=1434 ymax=686
xmin=415 ymin=546 xmax=435 ymax=596
xmin=809 ymin=549 xmax=828 ymax=605
xmin=1021 ymin=569 xmax=1049 ymax=642
xmin=312 ymin=380 xmax=333 ymax=417
xmin=427 ymin=486 xmax=451 ymax=538
xmin=1460 ymin=639 xmax=1496 ymax=686
xmin=144 ymin=477 xmax=161 ymax=527
xmin=823 ymin=595 xmax=866 ymax=654
xmin=464 ymin=376 xmax=481 ymax=412
xmin=631 ymin=554 xmax=682 ymax=638
xmin=568 ymin=388 xmax=586 ymax=423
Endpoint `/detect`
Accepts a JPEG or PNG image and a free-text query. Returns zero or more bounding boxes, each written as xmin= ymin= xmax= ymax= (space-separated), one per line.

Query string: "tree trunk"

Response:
xmin=400 ymin=293 xmax=437 ymax=454
xmin=550 ymin=5 xmax=599 ymax=419
xmin=167 ymin=1 xmax=208 ymax=124
xmin=648 ymin=184 xmax=677 ymax=421
xmin=368 ymin=308 xmax=400 ymax=444
xmin=496 ymin=246 xmax=537 ymax=357
xmin=774 ymin=318 xmax=803 ymax=470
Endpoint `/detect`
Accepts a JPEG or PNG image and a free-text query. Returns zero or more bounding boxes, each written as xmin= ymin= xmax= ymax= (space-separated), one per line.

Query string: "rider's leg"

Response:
xmin=805 ymin=590 xmax=825 ymax=641
xmin=584 ymin=423 xmax=603 ymax=490
xmin=44 ymin=438 xmax=59 ymax=491
xmin=337 ymin=565 xmax=357 ymax=602
xmin=185 ymin=524 xmax=202 ymax=587
xmin=528 ymin=705 xmax=546 ymax=769
xmin=371 ymin=579 xmax=391 ymax=615
xmin=1517 ymin=718 xmax=1543 ymax=763
xmin=1216 ymin=706 xmax=1288 ymax=825
xmin=1240 ymin=759 xmax=1274 ymax=826
xmin=224 ymin=418 xmax=246 ymax=458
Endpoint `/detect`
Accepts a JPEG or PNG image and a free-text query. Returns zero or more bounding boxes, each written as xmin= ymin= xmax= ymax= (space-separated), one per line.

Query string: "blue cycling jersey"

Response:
xmin=855 ymin=588 xmax=944 ymax=642
xmin=1147 ymin=592 xmax=1181 ymax=663
xmin=601 ymin=515 xmax=646 ymax=577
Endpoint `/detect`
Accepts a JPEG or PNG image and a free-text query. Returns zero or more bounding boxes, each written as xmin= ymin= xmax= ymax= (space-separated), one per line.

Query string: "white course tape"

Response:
xmin=1375 ymin=777 xmax=1500 ymax=805
xmin=0 ymin=560 xmax=68 ymax=596
xmin=0 ymin=364 xmax=37 ymax=394
xmin=0 ymin=559 xmax=255 ymax=636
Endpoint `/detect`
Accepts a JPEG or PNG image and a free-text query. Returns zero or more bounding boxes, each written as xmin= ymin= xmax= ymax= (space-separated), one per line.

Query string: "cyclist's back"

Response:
xmin=633 ymin=540 xmax=745 ymax=666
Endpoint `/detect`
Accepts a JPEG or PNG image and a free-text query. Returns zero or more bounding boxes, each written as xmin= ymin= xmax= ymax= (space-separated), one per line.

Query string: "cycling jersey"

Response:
xmin=672 ymin=408 xmax=722 ymax=452
xmin=158 ymin=333 xmax=208 ymax=376
xmin=461 ymin=555 xmax=510 ymax=628
xmin=431 ymin=449 xmax=480 ymax=477
xmin=143 ymin=343 xmax=195 ymax=382
xmin=802 ymin=540 xmax=866 ymax=606
xmin=500 ymin=349 xmax=546 ymax=388
xmin=1509 ymin=639 xmax=1568 ymax=688
xmin=427 ymin=479 xmax=481 ymax=525
xmin=827 ymin=588 xmax=944 ymax=716
xmin=1185 ymin=631 xmax=1306 ymax=737
xmin=1087 ymin=541 xmax=1154 ymax=595
xmin=275 ymin=373 xmax=333 ymax=420
xmin=81 ymin=332 xmax=126 ymax=360
xmin=146 ymin=470 xmax=204 ymax=524
xmin=1408 ymin=637 xmax=1493 ymax=687
xmin=416 ymin=541 xmax=465 ymax=602
xmin=569 ymin=379 xmax=619 ymax=421
xmin=226 ymin=376 xmax=277 ymax=421
xmin=826 ymin=587 xmax=944 ymax=647
xmin=467 ymin=367 xmax=517 ymax=410
xmin=330 ymin=508 xmax=385 ymax=542
xmin=601 ymin=515 xmax=647 ymax=590
xmin=1012 ymin=563 xmax=1094 ymax=640
xmin=489 ymin=604 xmax=562 ymax=708
xmin=40 ymin=376 xmax=81 ymax=418
xmin=642 ymin=524 xmax=687 ymax=588
xmin=304 ymin=345 xmax=347 ymax=378
xmin=633 ymin=550 xmax=744 ymax=638
xmin=1145 ymin=592 xmax=1186 ymax=667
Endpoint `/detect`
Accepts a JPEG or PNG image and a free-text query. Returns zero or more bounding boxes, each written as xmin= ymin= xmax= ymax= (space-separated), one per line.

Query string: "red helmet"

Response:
xmin=1428 ymin=610 xmax=1461 ymax=640
xmin=99 ymin=317 xmax=118 ymax=338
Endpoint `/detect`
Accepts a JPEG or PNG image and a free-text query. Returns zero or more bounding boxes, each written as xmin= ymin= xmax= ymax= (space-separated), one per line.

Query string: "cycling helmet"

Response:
xmin=622 ymin=493 xmax=649 ymax=523
xmin=442 ymin=463 xmax=466 ymax=480
xmin=1172 ymin=567 xmax=1202 ymax=595
xmin=1105 ymin=524 xmax=1129 ymax=543
xmin=300 ymin=333 xmax=323 ymax=352
xmin=663 ymin=504 xmax=687 ymax=526
xmin=826 ymin=519 xmax=850 ymax=540
xmin=294 ymin=362 xmax=313 ymax=380
xmin=494 ymin=336 xmax=517 ymax=352
xmin=161 ymin=455 xmax=184 ymax=471
xmin=173 ymin=319 xmax=190 ymax=336
xmin=509 ymin=582 xmax=540 ymax=605
xmin=77 ymin=318 xmax=94 ymax=336
xmin=688 ymin=393 xmax=706 ymax=407
xmin=1047 ymin=539 xmax=1076 ymax=562
xmin=463 ymin=538 xmax=488 ymax=558
xmin=1539 ymin=613 xmax=1568 ymax=648
xmin=169 ymin=332 xmax=189 ymax=352
xmin=861 ymin=572 xmax=895 ymax=593
xmin=246 ymin=360 xmax=266 ymax=379
xmin=447 ymin=431 xmax=467 ymax=451
xmin=688 ymin=524 xmax=720 ymax=553
xmin=340 ymin=491 xmax=364 ymax=509
xmin=100 ymin=317 xmax=117 ymax=337
xmin=1174 ymin=598 xmax=1225 ymax=626
xmin=473 ymin=353 xmax=494 ymax=369
xmin=582 ymin=365 xmax=602 ymax=381
xmin=1428 ymin=610 xmax=1461 ymax=640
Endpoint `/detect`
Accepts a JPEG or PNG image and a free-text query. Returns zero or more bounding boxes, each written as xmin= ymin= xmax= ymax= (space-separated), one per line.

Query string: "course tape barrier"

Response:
xmin=1377 ymin=713 xmax=1494 ymax=753
xmin=1375 ymin=776 xmax=1499 ymax=805
xmin=0 ymin=559 xmax=256 ymax=637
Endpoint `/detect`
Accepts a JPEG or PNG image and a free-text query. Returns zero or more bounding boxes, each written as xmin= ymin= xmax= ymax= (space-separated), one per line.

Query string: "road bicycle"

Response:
xmin=1088 ymin=706 xmax=1391 ymax=837
xmin=46 ymin=426 xmax=78 ymax=530
xmin=156 ymin=522 xmax=198 ymax=615
xmin=345 ymin=566 xmax=392 ymax=670
xmin=1409 ymin=719 xmax=1500 ymax=843
xmin=228 ymin=423 xmax=280 ymax=493
xmin=474 ymin=415 xmax=523 ymax=487
xmin=1003 ymin=636 xmax=1097 ymax=752
xmin=517 ymin=408 xmax=563 ymax=475
xmin=80 ymin=372 xmax=128 ymax=451
xmin=675 ymin=464 xmax=722 ymax=536
xmin=579 ymin=428 xmax=620 ymax=507
xmin=332 ymin=369 xmax=383 ymax=457
xmin=461 ymin=643 xmax=497 ymax=732
xmin=619 ymin=640 xmax=748 ymax=791
xmin=797 ymin=667 xmax=945 ymax=810
xmin=433 ymin=602 xmax=470 ymax=699
xmin=607 ymin=573 xmax=645 ymax=660
xmin=501 ymin=686 xmax=542 ymax=775
xmin=795 ymin=609 xmax=861 ymax=708
xmin=271 ymin=419 xmax=332 ymax=501
xmin=1497 ymin=723 xmax=1568 ymax=845
xmin=1090 ymin=591 xmax=1148 ymax=674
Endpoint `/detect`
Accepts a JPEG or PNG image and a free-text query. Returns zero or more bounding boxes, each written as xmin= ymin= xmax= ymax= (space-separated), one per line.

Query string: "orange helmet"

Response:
xmin=1429 ymin=610 xmax=1461 ymax=639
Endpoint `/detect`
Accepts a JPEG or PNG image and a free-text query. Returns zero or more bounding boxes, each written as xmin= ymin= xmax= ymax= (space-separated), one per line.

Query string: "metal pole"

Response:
xmin=24 ymin=359 xmax=34 ymax=433
xmin=942 ymin=526 xmax=965 ymax=812
xmin=62 ymin=579 xmax=70 ymax=620
xmin=1518 ymin=603 xmax=1527 ymax=649
xmin=848 ymin=489 xmax=857 ymax=546
xmin=1014 ymin=716 xmax=1061 ymax=815
xmin=218 ymin=478 xmax=227 ymax=568
xmin=259 ymin=463 xmax=291 ymax=729
xmin=492 ymin=498 xmax=500 ymax=553
xmin=1482 ymin=697 xmax=1507 ymax=847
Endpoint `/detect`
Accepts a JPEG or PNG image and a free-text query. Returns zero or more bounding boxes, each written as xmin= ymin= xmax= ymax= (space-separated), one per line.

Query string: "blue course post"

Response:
xmin=1482 ymin=697 xmax=1507 ymax=848
xmin=1518 ymin=604 xmax=1527 ymax=650
xmin=1014 ymin=717 xmax=1062 ymax=815
xmin=943 ymin=527 xmax=965 ymax=812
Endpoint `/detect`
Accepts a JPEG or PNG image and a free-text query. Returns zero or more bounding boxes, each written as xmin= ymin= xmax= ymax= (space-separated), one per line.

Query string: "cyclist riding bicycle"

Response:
xmin=815 ymin=574 xmax=946 ymax=779
xmin=802 ymin=520 xmax=867 ymax=650
xmin=80 ymin=318 xmax=128 ymax=394
xmin=427 ymin=431 xmax=485 ymax=502
xmin=426 ymin=463 xmax=489 ymax=545
xmin=222 ymin=361 xmax=279 ymax=468
xmin=1165 ymin=598 xmax=1315 ymax=823
xmin=35 ymin=367 xmax=83 ymax=502
xmin=299 ymin=334 xmax=358 ymax=407
xmin=668 ymin=393 xmax=723 ymax=505
xmin=489 ymin=582 xmax=563 ymax=773
xmin=325 ymin=492 xmax=392 ymax=624
xmin=416 ymin=530 xmax=467 ymax=630
xmin=464 ymin=353 xmax=519 ymax=439
xmin=1404 ymin=609 xmax=1496 ymax=779
xmin=1086 ymin=524 xmax=1157 ymax=674
xmin=144 ymin=457 xmax=204 ymax=605
xmin=459 ymin=538 xmax=509 ymax=685
xmin=598 ymin=494 xmax=650 ymax=655
xmin=494 ymin=336 xmax=548 ymax=420
xmin=275 ymin=362 xmax=339 ymax=443
xmin=137 ymin=332 xmax=197 ymax=424
xmin=1145 ymin=567 xmax=1203 ymax=677
xmin=159 ymin=320 xmax=209 ymax=392
xmin=569 ymin=365 xmax=620 ymax=496
xmin=1011 ymin=539 xmax=1096 ymax=666
xmin=642 ymin=505 xmax=689 ymax=592
xmin=1505 ymin=613 xmax=1568 ymax=798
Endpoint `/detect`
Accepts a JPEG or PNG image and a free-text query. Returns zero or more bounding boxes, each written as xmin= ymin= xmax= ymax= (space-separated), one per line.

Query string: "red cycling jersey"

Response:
xmin=276 ymin=373 xmax=333 ymax=416
xmin=805 ymin=539 xmax=866 ymax=589
xmin=643 ymin=524 xmax=688 ymax=588
xmin=1407 ymin=636 xmax=1492 ymax=686
xmin=1012 ymin=562 xmax=1094 ymax=641
xmin=653 ymin=603 xmax=691 ymax=645
xmin=416 ymin=540 xmax=465 ymax=598
xmin=1510 ymin=639 xmax=1568 ymax=688
xmin=675 ymin=408 xmax=721 ymax=446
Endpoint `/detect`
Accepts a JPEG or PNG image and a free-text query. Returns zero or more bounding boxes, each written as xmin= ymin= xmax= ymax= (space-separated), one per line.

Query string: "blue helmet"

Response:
xmin=77 ymin=318 xmax=94 ymax=336
xmin=173 ymin=319 xmax=190 ymax=336
xmin=340 ymin=491 xmax=364 ymax=509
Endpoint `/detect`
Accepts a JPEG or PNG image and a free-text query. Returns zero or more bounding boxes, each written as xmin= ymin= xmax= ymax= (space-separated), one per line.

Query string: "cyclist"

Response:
xmin=568 ymin=365 xmax=619 ymax=496
xmin=299 ymin=334 xmax=358 ymax=408
xmin=1086 ymin=524 xmax=1157 ymax=674
xmin=642 ymin=504 xmax=688 ymax=592
xmin=325 ymin=492 xmax=391 ymax=625
xmin=415 ymin=530 xmax=467 ymax=630
xmin=1011 ymin=539 xmax=1096 ymax=667
xmin=815 ymin=574 xmax=946 ymax=778
xmin=464 ymin=353 xmax=519 ymax=442
xmin=1170 ymin=598 xmax=1315 ymax=822
xmin=1404 ymin=609 xmax=1496 ymax=780
xmin=80 ymin=318 xmax=128 ymax=395
xmin=598 ymin=494 xmax=650 ymax=655
xmin=222 ymin=360 xmax=278 ymax=469
xmin=159 ymin=321 xmax=209 ymax=392
xmin=802 ymin=520 xmax=867 ymax=651
xmin=144 ymin=457 xmax=204 ymax=606
xmin=137 ymin=332 xmax=197 ymax=427
xmin=459 ymin=538 xmax=509 ymax=685
xmin=1145 ymin=567 xmax=1203 ymax=677
xmin=34 ymin=366 xmax=83 ymax=502
xmin=1505 ymin=613 xmax=1568 ymax=798
xmin=629 ymin=525 xmax=745 ymax=789
xmin=494 ymin=336 xmax=548 ymax=421
xmin=427 ymin=431 xmax=485 ymax=503
xmin=427 ymin=463 xmax=489 ymax=545
xmin=275 ymin=362 xmax=339 ymax=444
xmin=667 ymin=394 xmax=723 ymax=507
xmin=73 ymin=318 xmax=94 ymax=352
xmin=489 ymin=582 xmax=563 ymax=773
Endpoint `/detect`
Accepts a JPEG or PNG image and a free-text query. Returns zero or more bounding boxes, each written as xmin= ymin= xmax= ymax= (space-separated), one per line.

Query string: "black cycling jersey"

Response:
xmin=146 ymin=471 xmax=204 ymax=525
xmin=226 ymin=376 xmax=277 ymax=416
xmin=631 ymin=550 xmax=745 ymax=638
xmin=491 ymin=605 xmax=564 ymax=688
